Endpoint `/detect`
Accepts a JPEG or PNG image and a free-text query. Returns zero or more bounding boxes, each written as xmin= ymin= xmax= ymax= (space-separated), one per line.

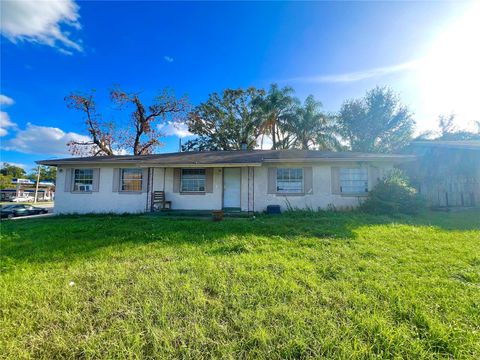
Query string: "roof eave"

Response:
xmin=262 ymin=156 xmax=416 ymax=163
xmin=36 ymin=160 xmax=263 ymax=167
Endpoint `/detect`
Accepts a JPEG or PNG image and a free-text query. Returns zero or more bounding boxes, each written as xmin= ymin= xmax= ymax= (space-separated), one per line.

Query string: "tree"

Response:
xmin=436 ymin=114 xmax=480 ymax=140
xmin=258 ymin=84 xmax=298 ymax=149
xmin=27 ymin=166 xmax=57 ymax=182
xmin=1 ymin=163 xmax=26 ymax=178
xmin=182 ymin=88 xmax=265 ymax=151
xmin=0 ymin=174 xmax=13 ymax=189
xmin=285 ymin=95 xmax=341 ymax=150
xmin=416 ymin=114 xmax=480 ymax=141
xmin=65 ymin=92 xmax=115 ymax=156
xmin=66 ymin=87 xmax=189 ymax=156
xmin=110 ymin=87 xmax=189 ymax=155
xmin=337 ymin=86 xmax=414 ymax=153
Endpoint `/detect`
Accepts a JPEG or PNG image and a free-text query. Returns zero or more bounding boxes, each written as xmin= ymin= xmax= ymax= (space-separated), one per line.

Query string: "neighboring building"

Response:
xmin=0 ymin=178 xmax=55 ymax=202
xmin=37 ymin=150 xmax=413 ymax=214
xmin=403 ymin=140 xmax=480 ymax=208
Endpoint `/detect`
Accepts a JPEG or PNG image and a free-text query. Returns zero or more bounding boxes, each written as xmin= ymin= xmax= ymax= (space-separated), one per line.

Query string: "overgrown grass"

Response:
xmin=1 ymin=210 xmax=479 ymax=359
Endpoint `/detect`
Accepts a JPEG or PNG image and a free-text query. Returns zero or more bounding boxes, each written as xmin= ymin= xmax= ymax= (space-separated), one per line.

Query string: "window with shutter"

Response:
xmin=276 ymin=168 xmax=304 ymax=193
xmin=339 ymin=168 xmax=368 ymax=194
xmin=120 ymin=169 xmax=143 ymax=191
xmin=181 ymin=169 xmax=206 ymax=192
xmin=73 ymin=169 xmax=94 ymax=192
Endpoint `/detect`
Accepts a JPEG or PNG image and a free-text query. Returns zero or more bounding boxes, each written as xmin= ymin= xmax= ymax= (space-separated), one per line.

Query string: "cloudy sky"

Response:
xmin=1 ymin=0 xmax=479 ymax=170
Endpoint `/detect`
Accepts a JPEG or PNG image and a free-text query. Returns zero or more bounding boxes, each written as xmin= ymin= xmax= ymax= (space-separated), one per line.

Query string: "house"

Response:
xmin=402 ymin=140 xmax=480 ymax=207
xmin=37 ymin=150 xmax=414 ymax=214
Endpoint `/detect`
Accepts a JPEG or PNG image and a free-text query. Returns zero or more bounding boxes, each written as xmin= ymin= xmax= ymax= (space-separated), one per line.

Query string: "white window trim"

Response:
xmin=120 ymin=168 xmax=143 ymax=192
xmin=276 ymin=168 xmax=304 ymax=194
xmin=181 ymin=168 xmax=206 ymax=193
xmin=72 ymin=168 xmax=94 ymax=192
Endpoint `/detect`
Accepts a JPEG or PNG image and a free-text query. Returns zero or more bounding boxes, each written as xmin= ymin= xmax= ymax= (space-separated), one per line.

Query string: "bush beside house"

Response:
xmin=361 ymin=169 xmax=425 ymax=215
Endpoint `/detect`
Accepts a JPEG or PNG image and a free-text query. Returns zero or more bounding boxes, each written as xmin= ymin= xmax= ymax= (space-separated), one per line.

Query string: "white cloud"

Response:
xmin=1 ymin=123 xmax=90 ymax=155
xmin=113 ymin=148 xmax=130 ymax=155
xmin=57 ymin=47 xmax=74 ymax=56
xmin=158 ymin=121 xmax=192 ymax=138
xmin=291 ymin=59 xmax=422 ymax=83
xmin=0 ymin=111 xmax=17 ymax=136
xmin=164 ymin=56 xmax=174 ymax=63
xmin=0 ymin=0 xmax=83 ymax=54
xmin=0 ymin=94 xmax=15 ymax=106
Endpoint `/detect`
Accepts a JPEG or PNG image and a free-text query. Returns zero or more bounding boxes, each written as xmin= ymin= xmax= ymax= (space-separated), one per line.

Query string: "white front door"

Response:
xmin=223 ymin=168 xmax=241 ymax=209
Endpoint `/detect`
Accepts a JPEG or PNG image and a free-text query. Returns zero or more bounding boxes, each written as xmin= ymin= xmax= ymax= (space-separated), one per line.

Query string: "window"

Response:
xmin=276 ymin=168 xmax=303 ymax=193
xmin=73 ymin=169 xmax=93 ymax=191
xmin=340 ymin=168 xmax=368 ymax=194
xmin=181 ymin=169 xmax=205 ymax=192
xmin=121 ymin=169 xmax=143 ymax=191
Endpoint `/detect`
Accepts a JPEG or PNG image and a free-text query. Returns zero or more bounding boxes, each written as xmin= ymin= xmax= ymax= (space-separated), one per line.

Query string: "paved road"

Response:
xmin=2 ymin=202 xmax=55 ymax=221
xmin=9 ymin=213 xmax=55 ymax=220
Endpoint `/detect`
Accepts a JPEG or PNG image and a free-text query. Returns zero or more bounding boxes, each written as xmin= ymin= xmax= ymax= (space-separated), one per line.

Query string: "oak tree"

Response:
xmin=182 ymin=88 xmax=265 ymax=151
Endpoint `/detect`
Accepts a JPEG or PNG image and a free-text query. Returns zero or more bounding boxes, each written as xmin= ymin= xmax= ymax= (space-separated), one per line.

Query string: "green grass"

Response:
xmin=1 ymin=210 xmax=479 ymax=359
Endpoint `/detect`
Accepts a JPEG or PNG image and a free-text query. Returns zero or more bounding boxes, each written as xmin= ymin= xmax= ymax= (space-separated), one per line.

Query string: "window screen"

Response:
xmin=121 ymin=169 xmax=143 ymax=191
xmin=276 ymin=168 xmax=303 ymax=193
xmin=73 ymin=169 xmax=93 ymax=191
xmin=181 ymin=169 xmax=206 ymax=192
xmin=340 ymin=168 xmax=368 ymax=194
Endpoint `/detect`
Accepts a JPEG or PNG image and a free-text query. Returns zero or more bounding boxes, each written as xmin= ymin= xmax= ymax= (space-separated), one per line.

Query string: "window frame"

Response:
xmin=181 ymin=168 xmax=206 ymax=193
xmin=339 ymin=167 xmax=369 ymax=195
xmin=276 ymin=168 xmax=304 ymax=194
xmin=72 ymin=168 xmax=94 ymax=192
xmin=120 ymin=168 xmax=143 ymax=192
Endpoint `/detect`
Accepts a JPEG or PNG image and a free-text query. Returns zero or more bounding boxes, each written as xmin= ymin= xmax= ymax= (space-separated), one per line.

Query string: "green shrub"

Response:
xmin=361 ymin=169 xmax=426 ymax=215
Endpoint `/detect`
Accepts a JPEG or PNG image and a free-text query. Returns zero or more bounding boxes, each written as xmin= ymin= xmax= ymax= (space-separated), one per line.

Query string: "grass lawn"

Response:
xmin=1 ymin=210 xmax=479 ymax=359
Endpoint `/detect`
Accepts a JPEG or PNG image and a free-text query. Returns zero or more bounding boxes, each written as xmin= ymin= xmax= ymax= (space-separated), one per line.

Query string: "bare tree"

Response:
xmin=65 ymin=92 xmax=114 ymax=155
xmin=66 ymin=87 xmax=189 ymax=156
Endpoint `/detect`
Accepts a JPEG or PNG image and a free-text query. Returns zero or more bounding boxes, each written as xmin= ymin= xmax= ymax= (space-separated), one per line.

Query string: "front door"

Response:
xmin=223 ymin=168 xmax=241 ymax=209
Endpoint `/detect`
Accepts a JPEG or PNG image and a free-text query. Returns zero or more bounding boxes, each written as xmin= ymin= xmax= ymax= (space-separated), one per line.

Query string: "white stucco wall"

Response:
xmin=251 ymin=162 xmax=393 ymax=212
xmin=152 ymin=167 xmax=223 ymax=210
xmin=54 ymin=165 xmax=148 ymax=214
xmin=54 ymin=162 xmax=394 ymax=214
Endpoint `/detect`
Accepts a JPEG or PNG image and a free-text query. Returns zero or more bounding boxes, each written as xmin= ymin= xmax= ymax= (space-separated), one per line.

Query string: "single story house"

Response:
xmin=37 ymin=150 xmax=413 ymax=214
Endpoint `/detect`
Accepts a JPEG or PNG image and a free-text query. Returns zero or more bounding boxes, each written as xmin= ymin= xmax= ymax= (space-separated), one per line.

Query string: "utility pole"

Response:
xmin=34 ymin=165 xmax=41 ymax=203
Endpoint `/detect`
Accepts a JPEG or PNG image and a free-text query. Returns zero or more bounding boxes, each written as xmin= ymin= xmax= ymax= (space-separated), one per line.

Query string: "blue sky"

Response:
xmin=1 ymin=1 xmax=478 ymax=171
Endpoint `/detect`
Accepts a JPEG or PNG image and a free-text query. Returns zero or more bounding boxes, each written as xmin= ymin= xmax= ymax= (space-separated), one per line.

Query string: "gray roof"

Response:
xmin=37 ymin=150 xmax=414 ymax=166
xmin=411 ymin=140 xmax=480 ymax=151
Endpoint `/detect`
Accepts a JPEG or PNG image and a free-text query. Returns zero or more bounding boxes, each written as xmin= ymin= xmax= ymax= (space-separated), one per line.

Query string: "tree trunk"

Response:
xmin=272 ymin=123 xmax=276 ymax=150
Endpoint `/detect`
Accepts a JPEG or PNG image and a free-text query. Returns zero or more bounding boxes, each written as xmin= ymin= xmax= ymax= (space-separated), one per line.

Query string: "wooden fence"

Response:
xmin=416 ymin=175 xmax=479 ymax=207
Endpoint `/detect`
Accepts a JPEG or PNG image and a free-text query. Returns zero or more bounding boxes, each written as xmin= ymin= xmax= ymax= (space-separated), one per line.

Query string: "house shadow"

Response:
xmin=1 ymin=209 xmax=478 ymax=268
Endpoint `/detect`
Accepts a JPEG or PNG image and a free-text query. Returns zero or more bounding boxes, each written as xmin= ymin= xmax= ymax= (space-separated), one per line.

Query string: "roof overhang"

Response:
xmin=36 ymin=151 xmax=416 ymax=167
xmin=262 ymin=155 xmax=416 ymax=164
xmin=36 ymin=160 xmax=263 ymax=167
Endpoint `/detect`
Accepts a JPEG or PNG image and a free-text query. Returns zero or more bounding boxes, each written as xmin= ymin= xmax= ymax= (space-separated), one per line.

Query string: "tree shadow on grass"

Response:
xmin=1 ymin=209 xmax=478 ymax=268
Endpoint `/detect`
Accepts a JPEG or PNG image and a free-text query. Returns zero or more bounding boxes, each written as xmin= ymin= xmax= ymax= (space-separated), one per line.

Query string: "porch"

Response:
xmin=145 ymin=166 xmax=256 ymax=212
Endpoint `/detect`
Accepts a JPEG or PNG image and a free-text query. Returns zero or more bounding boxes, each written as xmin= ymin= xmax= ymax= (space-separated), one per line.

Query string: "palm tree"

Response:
xmin=287 ymin=95 xmax=341 ymax=150
xmin=258 ymin=84 xmax=297 ymax=149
